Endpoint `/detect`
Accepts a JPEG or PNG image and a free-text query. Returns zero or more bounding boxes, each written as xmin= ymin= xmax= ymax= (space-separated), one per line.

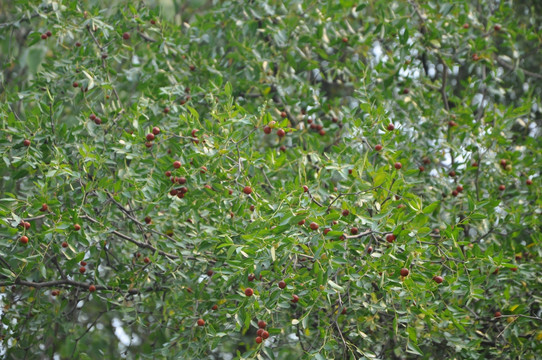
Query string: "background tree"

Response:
xmin=0 ymin=0 xmax=541 ymax=359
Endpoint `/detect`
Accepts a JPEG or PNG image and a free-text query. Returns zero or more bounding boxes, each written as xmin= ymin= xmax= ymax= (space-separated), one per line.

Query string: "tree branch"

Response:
xmin=80 ymin=214 xmax=180 ymax=260
xmin=343 ymin=229 xmax=383 ymax=239
xmin=494 ymin=55 xmax=542 ymax=80
xmin=496 ymin=314 xmax=542 ymax=322
xmin=105 ymin=191 xmax=175 ymax=243
xmin=137 ymin=31 xmax=156 ymax=43
xmin=0 ymin=278 xmax=140 ymax=294
xmin=0 ymin=8 xmax=48 ymax=29
xmin=305 ymin=188 xmax=324 ymax=207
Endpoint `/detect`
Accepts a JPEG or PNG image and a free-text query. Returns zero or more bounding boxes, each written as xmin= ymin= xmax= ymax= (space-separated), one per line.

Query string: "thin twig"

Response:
xmin=344 ymin=229 xmax=382 ymax=239
xmin=137 ymin=31 xmax=156 ymax=43
xmin=496 ymin=314 xmax=542 ymax=322
xmin=326 ymin=186 xmax=380 ymax=213
xmin=0 ymin=9 xmax=48 ymax=29
xmin=80 ymin=214 xmax=180 ymax=260
xmin=1 ymin=278 xmax=139 ymax=294
xmin=105 ymin=191 xmax=185 ymax=246
xmin=86 ymin=25 xmax=104 ymax=51
xmin=380 ymin=177 xmax=397 ymax=207
xmin=0 ymin=256 xmax=13 ymax=271
xmin=51 ymin=256 xmax=66 ymax=280
xmin=305 ymin=188 xmax=324 ymax=207
xmin=71 ymin=311 xmax=107 ymax=357
xmin=260 ymin=167 xmax=275 ymax=189
xmin=5 ymin=214 xmax=48 ymax=227
xmin=494 ymin=56 xmax=542 ymax=80
xmin=49 ymin=98 xmax=56 ymax=146
xmin=438 ymin=55 xmax=450 ymax=112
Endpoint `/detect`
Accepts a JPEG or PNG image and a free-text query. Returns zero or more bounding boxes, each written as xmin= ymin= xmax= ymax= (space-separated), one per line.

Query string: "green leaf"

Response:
xmin=224 ymin=82 xmax=232 ymax=96
xmin=65 ymin=252 xmax=85 ymax=269
xmin=373 ymin=172 xmax=388 ymax=187
xmin=423 ymin=201 xmax=440 ymax=214
xmin=327 ymin=279 xmax=345 ymax=293
xmin=407 ymin=342 xmax=423 ymax=356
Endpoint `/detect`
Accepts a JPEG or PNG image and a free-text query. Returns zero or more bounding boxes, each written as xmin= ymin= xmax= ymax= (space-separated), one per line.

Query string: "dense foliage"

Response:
xmin=0 ymin=0 xmax=541 ymax=359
